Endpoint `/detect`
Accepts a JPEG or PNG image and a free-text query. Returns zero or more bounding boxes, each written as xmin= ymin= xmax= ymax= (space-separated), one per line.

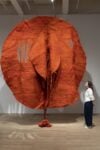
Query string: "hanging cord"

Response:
xmin=51 ymin=0 xmax=56 ymax=17
xmin=76 ymin=0 xmax=80 ymax=9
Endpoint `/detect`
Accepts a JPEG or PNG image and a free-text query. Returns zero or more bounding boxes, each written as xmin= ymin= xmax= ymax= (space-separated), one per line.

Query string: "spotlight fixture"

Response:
xmin=51 ymin=0 xmax=55 ymax=3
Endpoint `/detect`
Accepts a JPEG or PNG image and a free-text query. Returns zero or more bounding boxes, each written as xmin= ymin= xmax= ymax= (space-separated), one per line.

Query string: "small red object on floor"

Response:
xmin=38 ymin=119 xmax=52 ymax=127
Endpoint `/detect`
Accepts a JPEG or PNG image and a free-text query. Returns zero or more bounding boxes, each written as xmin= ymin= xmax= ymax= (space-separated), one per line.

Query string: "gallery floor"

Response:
xmin=0 ymin=114 xmax=100 ymax=150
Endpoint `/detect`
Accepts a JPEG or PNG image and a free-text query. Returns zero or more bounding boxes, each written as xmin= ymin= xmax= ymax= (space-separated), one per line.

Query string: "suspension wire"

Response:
xmin=51 ymin=0 xmax=56 ymax=17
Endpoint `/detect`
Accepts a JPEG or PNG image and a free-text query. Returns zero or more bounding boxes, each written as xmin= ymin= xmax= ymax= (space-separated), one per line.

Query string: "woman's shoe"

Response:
xmin=84 ymin=125 xmax=89 ymax=129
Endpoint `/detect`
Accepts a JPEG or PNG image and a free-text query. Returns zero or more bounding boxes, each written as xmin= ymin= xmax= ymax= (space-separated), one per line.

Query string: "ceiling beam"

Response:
xmin=10 ymin=0 xmax=24 ymax=15
xmin=33 ymin=0 xmax=51 ymax=4
xmin=62 ymin=0 xmax=69 ymax=14
xmin=0 ymin=1 xmax=7 ymax=9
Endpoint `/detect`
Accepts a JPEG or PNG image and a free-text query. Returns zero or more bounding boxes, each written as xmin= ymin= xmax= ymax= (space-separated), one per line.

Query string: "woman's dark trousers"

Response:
xmin=84 ymin=101 xmax=93 ymax=126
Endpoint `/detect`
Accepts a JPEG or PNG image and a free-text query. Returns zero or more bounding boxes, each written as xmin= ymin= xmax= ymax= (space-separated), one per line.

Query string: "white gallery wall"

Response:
xmin=0 ymin=14 xmax=100 ymax=114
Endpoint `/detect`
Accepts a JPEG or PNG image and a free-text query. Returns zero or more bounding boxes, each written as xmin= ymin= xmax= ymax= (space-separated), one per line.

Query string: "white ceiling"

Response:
xmin=0 ymin=0 xmax=100 ymax=15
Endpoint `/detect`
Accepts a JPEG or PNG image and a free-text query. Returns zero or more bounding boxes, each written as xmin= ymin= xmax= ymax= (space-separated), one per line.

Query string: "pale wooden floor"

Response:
xmin=0 ymin=114 xmax=100 ymax=150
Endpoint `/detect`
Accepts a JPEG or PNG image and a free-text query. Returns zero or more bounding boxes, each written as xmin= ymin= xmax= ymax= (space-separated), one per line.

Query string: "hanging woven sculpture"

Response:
xmin=1 ymin=16 xmax=86 ymax=127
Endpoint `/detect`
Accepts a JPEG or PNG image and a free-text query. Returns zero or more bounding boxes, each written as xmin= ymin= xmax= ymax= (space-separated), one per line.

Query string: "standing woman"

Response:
xmin=84 ymin=81 xmax=95 ymax=128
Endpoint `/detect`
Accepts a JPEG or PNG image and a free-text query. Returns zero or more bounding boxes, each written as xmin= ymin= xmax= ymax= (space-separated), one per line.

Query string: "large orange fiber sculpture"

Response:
xmin=1 ymin=16 xmax=86 ymax=126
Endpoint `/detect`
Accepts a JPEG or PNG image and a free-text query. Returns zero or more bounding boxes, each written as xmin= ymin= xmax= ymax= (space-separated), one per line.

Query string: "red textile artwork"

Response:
xmin=1 ymin=16 xmax=86 ymax=109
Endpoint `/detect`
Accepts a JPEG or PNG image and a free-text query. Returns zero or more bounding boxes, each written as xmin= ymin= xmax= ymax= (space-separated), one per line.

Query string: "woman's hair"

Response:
xmin=88 ymin=81 xmax=94 ymax=91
